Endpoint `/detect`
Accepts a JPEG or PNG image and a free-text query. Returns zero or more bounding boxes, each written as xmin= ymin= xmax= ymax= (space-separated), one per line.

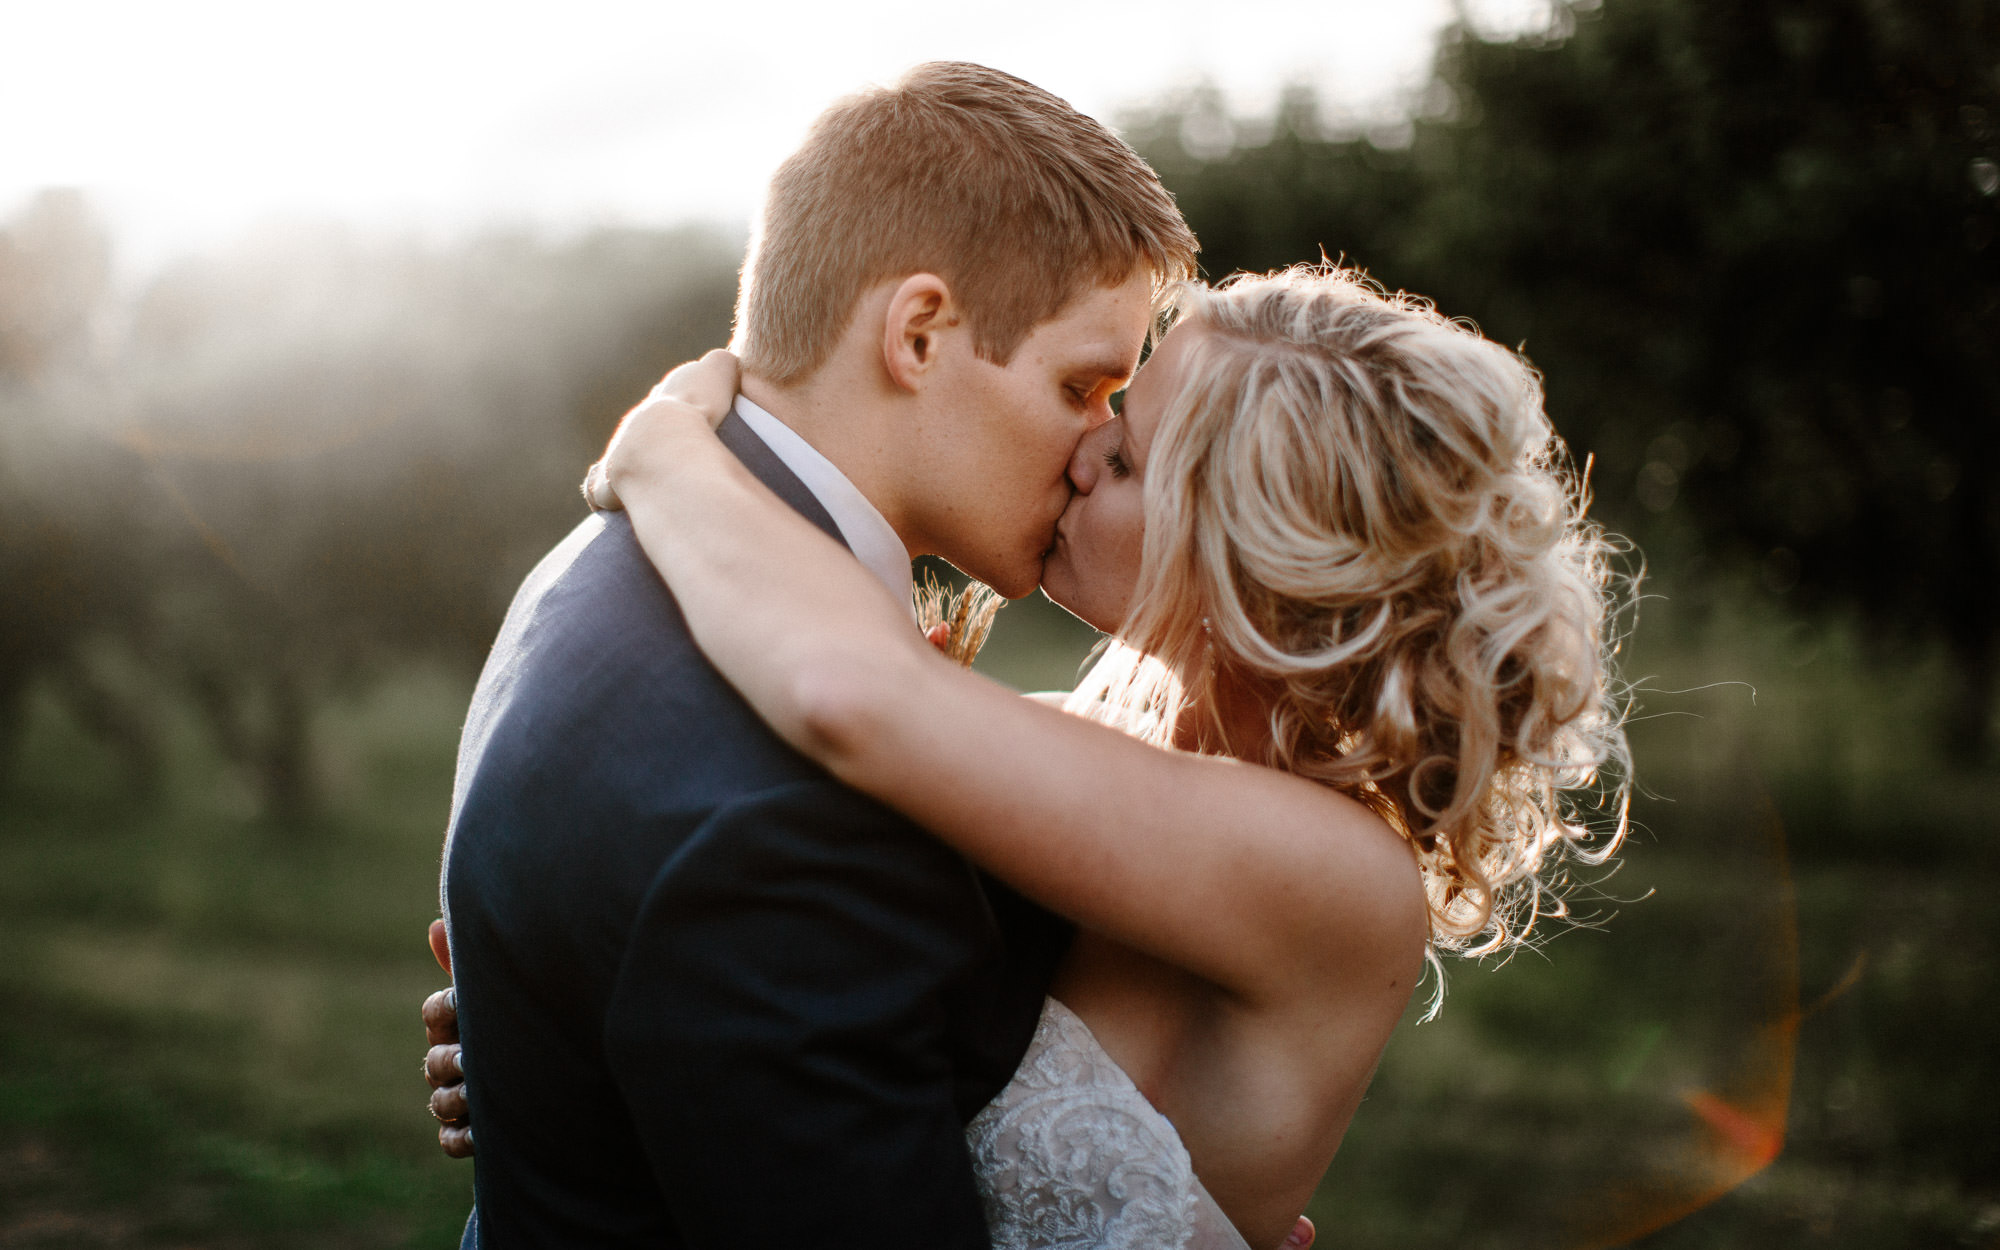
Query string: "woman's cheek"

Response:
xmin=1115 ymin=501 xmax=1147 ymax=589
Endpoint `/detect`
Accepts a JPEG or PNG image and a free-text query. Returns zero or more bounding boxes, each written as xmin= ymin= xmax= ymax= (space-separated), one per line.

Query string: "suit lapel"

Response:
xmin=715 ymin=407 xmax=848 ymax=550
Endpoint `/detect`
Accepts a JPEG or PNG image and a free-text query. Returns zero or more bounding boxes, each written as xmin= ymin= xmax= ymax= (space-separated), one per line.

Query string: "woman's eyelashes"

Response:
xmin=1102 ymin=443 xmax=1132 ymax=479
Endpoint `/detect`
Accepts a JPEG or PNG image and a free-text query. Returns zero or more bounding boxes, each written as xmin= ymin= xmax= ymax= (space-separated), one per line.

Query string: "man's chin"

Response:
xmin=983 ymin=561 xmax=1045 ymax=601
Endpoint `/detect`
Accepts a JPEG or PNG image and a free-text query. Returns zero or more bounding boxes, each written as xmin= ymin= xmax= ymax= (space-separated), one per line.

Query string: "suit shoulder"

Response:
xmin=500 ymin=512 xmax=670 ymax=646
xmin=454 ymin=513 xmax=824 ymax=817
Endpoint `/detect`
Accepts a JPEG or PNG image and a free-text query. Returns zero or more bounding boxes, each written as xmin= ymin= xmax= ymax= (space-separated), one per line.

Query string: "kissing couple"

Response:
xmin=426 ymin=61 xmax=1627 ymax=1249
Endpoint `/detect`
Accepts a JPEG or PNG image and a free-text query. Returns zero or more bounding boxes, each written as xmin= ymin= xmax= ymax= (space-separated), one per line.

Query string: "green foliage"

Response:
xmin=1127 ymin=0 xmax=2000 ymax=756
xmin=0 ymin=670 xmax=476 ymax=1246
xmin=0 ymin=205 xmax=743 ymax=819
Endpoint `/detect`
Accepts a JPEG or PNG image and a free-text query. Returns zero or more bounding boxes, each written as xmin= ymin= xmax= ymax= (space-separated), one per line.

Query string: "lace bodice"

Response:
xmin=967 ymin=998 xmax=1253 ymax=1250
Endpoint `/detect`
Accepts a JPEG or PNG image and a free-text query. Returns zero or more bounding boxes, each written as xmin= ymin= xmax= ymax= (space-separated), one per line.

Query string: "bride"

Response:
xmin=427 ymin=265 xmax=1626 ymax=1248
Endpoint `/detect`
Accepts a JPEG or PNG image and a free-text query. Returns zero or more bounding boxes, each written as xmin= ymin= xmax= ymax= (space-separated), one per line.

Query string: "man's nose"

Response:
xmin=1084 ymin=392 xmax=1118 ymax=430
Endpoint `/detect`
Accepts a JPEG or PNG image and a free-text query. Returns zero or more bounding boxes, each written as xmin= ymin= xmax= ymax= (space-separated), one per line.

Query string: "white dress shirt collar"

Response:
xmin=732 ymin=394 xmax=914 ymax=607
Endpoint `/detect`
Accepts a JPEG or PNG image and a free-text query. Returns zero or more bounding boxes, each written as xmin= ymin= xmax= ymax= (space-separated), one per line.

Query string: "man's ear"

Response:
xmin=881 ymin=273 xmax=958 ymax=392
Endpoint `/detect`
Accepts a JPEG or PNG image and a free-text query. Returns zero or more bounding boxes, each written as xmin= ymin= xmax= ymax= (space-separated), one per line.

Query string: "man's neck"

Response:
xmin=739 ymin=368 xmax=916 ymax=558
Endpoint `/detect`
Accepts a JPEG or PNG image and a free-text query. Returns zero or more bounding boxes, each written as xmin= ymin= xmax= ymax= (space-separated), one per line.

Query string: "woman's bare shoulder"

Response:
xmin=1251 ymin=769 xmax=1431 ymax=997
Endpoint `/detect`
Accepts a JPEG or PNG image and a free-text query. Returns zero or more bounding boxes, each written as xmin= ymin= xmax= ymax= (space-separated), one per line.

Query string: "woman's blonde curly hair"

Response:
xmin=1068 ymin=265 xmax=1630 ymax=964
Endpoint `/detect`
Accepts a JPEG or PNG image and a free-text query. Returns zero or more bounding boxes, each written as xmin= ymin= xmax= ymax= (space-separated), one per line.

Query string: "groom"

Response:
xmin=439 ymin=63 xmax=1197 ymax=1247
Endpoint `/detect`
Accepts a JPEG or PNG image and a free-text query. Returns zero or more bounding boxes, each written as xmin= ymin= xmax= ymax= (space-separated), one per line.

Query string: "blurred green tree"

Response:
xmin=1 ymin=205 xmax=741 ymax=822
xmin=1129 ymin=0 xmax=2000 ymax=758
xmin=111 ymin=225 xmax=742 ymax=824
xmin=0 ymin=192 xmax=163 ymax=791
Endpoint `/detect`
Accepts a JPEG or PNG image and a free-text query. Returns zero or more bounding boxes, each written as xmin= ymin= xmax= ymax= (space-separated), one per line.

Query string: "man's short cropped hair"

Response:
xmin=735 ymin=61 xmax=1199 ymax=385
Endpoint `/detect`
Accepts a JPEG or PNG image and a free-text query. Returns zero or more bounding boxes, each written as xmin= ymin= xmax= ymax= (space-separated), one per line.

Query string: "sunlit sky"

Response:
xmin=9 ymin=0 xmax=1550 ymax=275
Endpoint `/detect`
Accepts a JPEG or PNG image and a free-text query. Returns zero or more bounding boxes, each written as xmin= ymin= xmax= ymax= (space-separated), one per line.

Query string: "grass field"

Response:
xmin=0 ymin=672 xmax=474 ymax=1248
xmin=0 ymin=581 xmax=1993 ymax=1247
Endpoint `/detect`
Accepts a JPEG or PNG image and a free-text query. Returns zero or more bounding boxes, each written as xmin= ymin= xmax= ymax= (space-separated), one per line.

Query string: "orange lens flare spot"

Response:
xmin=1681 ymin=1089 xmax=1785 ymax=1171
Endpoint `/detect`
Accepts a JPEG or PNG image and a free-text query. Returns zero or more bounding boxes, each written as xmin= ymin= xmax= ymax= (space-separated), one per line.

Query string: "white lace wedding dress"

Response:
xmin=967 ymin=998 xmax=1254 ymax=1250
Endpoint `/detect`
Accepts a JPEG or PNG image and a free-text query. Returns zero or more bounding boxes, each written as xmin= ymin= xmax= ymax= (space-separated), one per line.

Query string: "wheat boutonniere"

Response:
xmin=914 ymin=570 xmax=1004 ymax=667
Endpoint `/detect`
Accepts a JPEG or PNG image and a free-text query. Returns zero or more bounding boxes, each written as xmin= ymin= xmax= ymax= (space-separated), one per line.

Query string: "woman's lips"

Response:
xmin=1043 ymin=506 xmax=1072 ymax=558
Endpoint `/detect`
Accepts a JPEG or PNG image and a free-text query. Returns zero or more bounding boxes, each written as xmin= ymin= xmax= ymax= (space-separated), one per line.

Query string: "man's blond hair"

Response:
xmin=735 ymin=62 xmax=1199 ymax=385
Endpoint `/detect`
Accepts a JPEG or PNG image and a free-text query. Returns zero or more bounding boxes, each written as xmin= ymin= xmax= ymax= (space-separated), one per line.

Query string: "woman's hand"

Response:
xmin=583 ymin=349 xmax=741 ymax=511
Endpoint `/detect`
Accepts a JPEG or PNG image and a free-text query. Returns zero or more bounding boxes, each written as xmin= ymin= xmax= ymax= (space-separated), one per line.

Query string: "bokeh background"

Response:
xmin=2 ymin=0 xmax=1995 ymax=1246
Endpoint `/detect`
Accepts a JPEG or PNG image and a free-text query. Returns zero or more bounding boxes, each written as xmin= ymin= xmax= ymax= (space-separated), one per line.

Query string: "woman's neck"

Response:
xmin=1170 ymin=660 xmax=1279 ymax=762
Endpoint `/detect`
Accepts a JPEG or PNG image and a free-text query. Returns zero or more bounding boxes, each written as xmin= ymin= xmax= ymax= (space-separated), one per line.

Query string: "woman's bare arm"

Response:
xmin=601 ymin=358 xmax=1426 ymax=1006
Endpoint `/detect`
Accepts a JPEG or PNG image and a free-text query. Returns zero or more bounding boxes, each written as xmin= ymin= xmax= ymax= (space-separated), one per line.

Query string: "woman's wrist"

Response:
xmin=589 ymin=350 xmax=740 ymax=511
xmin=604 ymin=408 xmax=713 ymax=500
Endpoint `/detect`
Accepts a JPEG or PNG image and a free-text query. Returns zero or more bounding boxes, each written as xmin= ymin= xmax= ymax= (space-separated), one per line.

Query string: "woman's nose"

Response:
xmin=1067 ymin=445 xmax=1097 ymax=494
xmin=1068 ymin=423 xmax=1116 ymax=493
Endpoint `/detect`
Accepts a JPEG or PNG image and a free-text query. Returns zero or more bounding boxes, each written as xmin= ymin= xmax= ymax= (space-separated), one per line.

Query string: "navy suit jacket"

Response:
xmin=442 ymin=413 xmax=1069 ymax=1248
